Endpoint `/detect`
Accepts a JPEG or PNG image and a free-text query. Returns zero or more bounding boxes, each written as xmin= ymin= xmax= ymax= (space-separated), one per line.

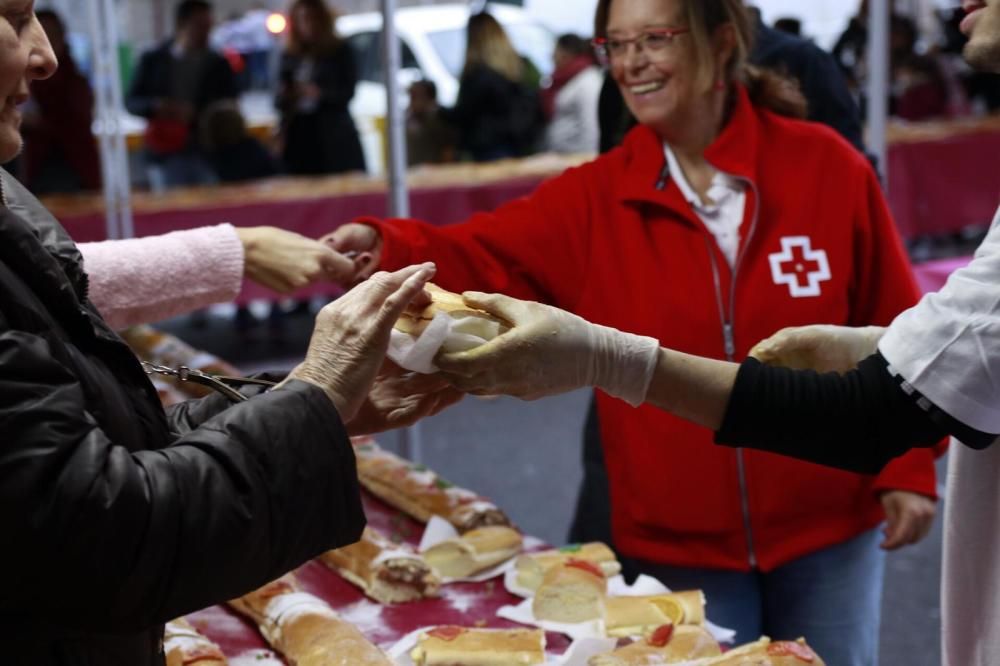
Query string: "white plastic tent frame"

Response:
xmin=868 ymin=0 xmax=890 ymax=185
xmin=86 ymin=0 xmax=133 ymax=241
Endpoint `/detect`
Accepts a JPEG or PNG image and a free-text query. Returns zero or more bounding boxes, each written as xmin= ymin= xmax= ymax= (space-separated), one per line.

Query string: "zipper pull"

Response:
xmin=723 ymin=323 xmax=736 ymax=360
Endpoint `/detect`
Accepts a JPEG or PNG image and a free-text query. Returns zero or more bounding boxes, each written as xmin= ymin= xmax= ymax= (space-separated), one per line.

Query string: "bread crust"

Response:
xmin=320 ymin=527 xmax=441 ymax=604
xmin=531 ymin=561 xmax=607 ymax=623
xmin=229 ymin=574 xmax=392 ymax=665
xmin=410 ymin=626 xmax=546 ymax=665
xmin=394 ymin=283 xmax=510 ymax=339
xmin=605 ymin=591 xmax=706 ymax=637
xmin=587 ymin=625 xmax=721 ymax=665
xmin=354 ymin=440 xmax=512 ymax=532
xmin=164 ymin=617 xmax=227 ymax=666
xmin=515 ymin=542 xmax=621 ymax=591
xmin=423 ymin=526 xmax=523 ymax=578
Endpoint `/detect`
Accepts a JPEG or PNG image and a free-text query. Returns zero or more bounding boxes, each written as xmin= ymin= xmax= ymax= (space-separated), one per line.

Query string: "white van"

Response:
xmin=337 ymin=3 xmax=556 ymax=174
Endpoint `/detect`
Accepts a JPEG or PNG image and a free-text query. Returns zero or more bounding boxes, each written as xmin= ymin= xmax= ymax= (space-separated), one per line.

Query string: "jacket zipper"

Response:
xmin=704 ymin=177 xmax=762 ymax=569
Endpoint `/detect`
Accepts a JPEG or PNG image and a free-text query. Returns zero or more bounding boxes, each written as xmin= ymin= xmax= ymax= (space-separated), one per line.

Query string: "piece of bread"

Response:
xmin=229 ymin=573 xmax=392 ymax=665
xmin=515 ymin=542 xmax=621 ymax=591
xmin=422 ymin=525 xmax=523 ymax=578
xmin=410 ymin=626 xmax=546 ymax=666
xmin=588 ymin=624 xmax=721 ymax=665
xmin=354 ymin=440 xmax=512 ymax=532
xmin=531 ymin=559 xmax=607 ymax=623
xmin=605 ymin=591 xmax=705 ymax=637
xmin=164 ymin=617 xmax=227 ymax=666
xmin=394 ymin=283 xmax=510 ymax=347
xmin=690 ymin=637 xmax=825 ymax=665
xmin=320 ymin=526 xmax=441 ymax=604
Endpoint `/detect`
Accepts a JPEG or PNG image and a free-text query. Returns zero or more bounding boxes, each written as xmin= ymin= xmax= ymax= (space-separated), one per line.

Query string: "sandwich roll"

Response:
xmin=423 ymin=525 xmax=523 ymax=579
xmin=354 ymin=441 xmax=512 ymax=532
xmin=229 ymin=574 xmax=392 ymax=665
xmin=515 ymin=542 xmax=621 ymax=591
xmin=394 ymin=283 xmax=510 ymax=349
xmin=410 ymin=626 xmax=546 ymax=666
xmin=164 ymin=617 xmax=227 ymax=666
xmin=531 ymin=559 xmax=607 ymax=623
xmin=320 ymin=526 xmax=441 ymax=604
xmin=605 ymin=591 xmax=705 ymax=637
xmin=692 ymin=637 xmax=824 ymax=665
xmin=587 ymin=624 xmax=721 ymax=665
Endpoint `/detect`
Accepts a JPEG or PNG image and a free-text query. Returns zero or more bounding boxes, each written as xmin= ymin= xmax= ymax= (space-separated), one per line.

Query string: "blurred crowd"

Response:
xmin=12 ymin=0 xmax=1000 ymax=198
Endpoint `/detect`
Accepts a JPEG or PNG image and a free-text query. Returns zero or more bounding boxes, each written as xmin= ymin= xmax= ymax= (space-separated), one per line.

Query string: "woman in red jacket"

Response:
xmin=326 ymin=1 xmax=936 ymax=662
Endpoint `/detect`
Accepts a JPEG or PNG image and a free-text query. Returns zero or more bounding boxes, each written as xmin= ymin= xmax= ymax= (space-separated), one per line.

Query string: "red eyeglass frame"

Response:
xmin=591 ymin=27 xmax=691 ymax=64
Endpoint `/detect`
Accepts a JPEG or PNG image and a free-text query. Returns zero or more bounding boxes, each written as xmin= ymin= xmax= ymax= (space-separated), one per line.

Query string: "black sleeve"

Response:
xmin=0 ymin=327 xmax=364 ymax=632
xmin=715 ymin=352 xmax=996 ymax=474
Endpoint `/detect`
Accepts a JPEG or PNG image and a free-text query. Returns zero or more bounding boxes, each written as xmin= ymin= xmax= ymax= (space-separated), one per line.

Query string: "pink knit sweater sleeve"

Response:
xmin=79 ymin=224 xmax=245 ymax=329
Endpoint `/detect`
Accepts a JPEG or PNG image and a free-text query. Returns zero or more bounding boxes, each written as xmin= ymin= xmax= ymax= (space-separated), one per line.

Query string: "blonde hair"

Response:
xmin=463 ymin=12 xmax=524 ymax=83
xmin=593 ymin=0 xmax=807 ymax=118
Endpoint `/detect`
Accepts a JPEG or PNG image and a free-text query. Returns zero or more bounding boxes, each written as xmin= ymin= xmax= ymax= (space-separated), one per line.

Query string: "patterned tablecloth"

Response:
xmin=184 ymin=490 xmax=570 ymax=663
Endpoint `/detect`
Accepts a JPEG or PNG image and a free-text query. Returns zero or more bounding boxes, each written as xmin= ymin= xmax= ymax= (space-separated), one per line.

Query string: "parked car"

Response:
xmin=337 ymin=3 xmax=556 ymax=174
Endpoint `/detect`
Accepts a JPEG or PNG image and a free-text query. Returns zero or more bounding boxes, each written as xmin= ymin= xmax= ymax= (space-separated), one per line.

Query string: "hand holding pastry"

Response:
xmin=437 ymin=292 xmax=660 ymax=406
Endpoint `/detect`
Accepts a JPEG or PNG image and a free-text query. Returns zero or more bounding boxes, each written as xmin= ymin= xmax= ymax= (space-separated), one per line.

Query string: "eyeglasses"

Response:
xmin=591 ymin=28 xmax=691 ymax=67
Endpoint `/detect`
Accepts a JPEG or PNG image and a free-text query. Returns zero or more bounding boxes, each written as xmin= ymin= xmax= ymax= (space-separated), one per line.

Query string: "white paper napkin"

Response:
xmin=389 ymin=313 xmax=502 ymax=373
xmin=418 ymin=515 xmax=518 ymax=583
xmin=386 ymin=626 xmax=616 ymax=666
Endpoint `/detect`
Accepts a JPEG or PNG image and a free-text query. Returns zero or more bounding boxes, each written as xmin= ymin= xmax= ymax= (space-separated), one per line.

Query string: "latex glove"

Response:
xmin=320 ymin=222 xmax=383 ymax=286
xmin=879 ymin=490 xmax=937 ymax=550
xmin=436 ymin=292 xmax=660 ymax=405
xmin=750 ymin=325 xmax=887 ymax=374
xmin=236 ymin=226 xmax=356 ymax=292
xmin=281 ymin=263 xmax=437 ymax=420
xmin=346 ymin=360 xmax=464 ymax=436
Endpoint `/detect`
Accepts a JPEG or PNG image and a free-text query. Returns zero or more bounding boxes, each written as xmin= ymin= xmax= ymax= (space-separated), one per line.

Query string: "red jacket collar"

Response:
xmin=617 ymin=85 xmax=762 ymax=206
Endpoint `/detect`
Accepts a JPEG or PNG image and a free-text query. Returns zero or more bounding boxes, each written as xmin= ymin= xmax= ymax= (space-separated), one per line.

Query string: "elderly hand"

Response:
xmin=319 ymin=223 xmax=383 ymax=286
xmin=236 ymin=226 xmax=356 ymax=293
xmin=880 ymin=490 xmax=937 ymax=550
xmin=436 ymin=292 xmax=659 ymax=405
xmin=346 ymin=361 xmax=464 ymax=436
xmin=750 ymin=325 xmax=887 ymax=374
xmin=284 ymin=263 xmax=436 ymax=420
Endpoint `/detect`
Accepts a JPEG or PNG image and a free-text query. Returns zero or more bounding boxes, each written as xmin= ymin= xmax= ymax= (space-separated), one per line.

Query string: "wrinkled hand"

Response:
xmin=236 ymin=226 xmax=355 ymax=293
xmin=346 ymin=361 xmax=464 ymax=436
xmin=880 ymin=490 xmax=937 ymax=550
xmin=319 ymin=223 xmax=383 ymax=286
xmin=437 ymin=292 xmax=659 ymax=405
xmin=750 ymin=325 xmax=887 ymax=374
xmin=283 ymin=263 xmax=436 ymax=420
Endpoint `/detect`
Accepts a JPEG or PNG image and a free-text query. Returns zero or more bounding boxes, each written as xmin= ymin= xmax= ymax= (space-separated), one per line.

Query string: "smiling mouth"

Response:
xmin=629 ymin=81 xmax=664 ymax=95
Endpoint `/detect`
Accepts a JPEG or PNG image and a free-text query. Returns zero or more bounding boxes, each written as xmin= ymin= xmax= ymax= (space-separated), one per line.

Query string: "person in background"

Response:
xmin=126 ymin=0 xmax=238 ymax=191
xmin=324 ymin=1 xmax=939 ymax=662
xmin=199 ymin=100 xmax=278 ymax=183
xmin=276 ymin=0 xmax=365 ymax=175
xmin=543 ymin=33 xmax=603 ymax=154
xmin=772 ymin=17 xmax=801 ymax=37
xmin=20 ymin=9 xmax=101 ymax=194
xmin=406 ymin=79 xmax=456 ymax=166
xmin=445 ymin=11 xmax=544 ymax=161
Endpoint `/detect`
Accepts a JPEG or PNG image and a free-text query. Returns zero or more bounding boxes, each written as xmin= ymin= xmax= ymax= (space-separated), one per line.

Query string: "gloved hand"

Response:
xmin=436 ymin=292 xmax=660 ymax=406
xmin=750 ymin=325 xmax=887 ymax=374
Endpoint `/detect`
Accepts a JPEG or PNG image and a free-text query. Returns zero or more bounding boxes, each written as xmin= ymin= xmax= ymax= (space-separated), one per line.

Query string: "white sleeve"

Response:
xmin=879 ymin=206 xmax=1000 ymax=434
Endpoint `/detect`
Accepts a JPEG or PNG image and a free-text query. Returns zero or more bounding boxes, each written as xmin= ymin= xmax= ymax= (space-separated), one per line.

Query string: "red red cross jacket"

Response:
xmin=362 ymin=85 xmax=939 ymax=571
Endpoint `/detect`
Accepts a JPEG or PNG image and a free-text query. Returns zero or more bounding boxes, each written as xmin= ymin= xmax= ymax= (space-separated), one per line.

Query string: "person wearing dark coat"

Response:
xmin=0 ymin=8 xmax=453 ymax=663
xmin=276 ymin=0 xmax=365 ymax=175
xmin=125 ymin=0 xmax=239 ymax=189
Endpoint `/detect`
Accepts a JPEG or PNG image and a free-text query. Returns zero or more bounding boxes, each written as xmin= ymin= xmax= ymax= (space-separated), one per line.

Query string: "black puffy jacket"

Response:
xmin=0 ymin=171 xmax=365 ymax=664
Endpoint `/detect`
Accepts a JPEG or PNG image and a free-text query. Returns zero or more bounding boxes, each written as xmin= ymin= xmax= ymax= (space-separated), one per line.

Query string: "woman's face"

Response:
xmin=0 ymin=1 xmax=55 ymax=162
xmin=606 ymin=0 xmax=703 ymax=138
xmin=292 ymin=6 xmax=318 ymax=44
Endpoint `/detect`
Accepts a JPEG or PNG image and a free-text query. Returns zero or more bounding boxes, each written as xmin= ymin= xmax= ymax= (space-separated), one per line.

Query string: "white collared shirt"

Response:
xmin=664 ymin=144 xmax=747 ymax=268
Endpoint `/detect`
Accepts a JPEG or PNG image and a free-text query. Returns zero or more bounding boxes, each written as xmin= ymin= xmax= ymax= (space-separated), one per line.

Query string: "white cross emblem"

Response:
xmin=768 ymin=236 xmax=831 ymax=298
